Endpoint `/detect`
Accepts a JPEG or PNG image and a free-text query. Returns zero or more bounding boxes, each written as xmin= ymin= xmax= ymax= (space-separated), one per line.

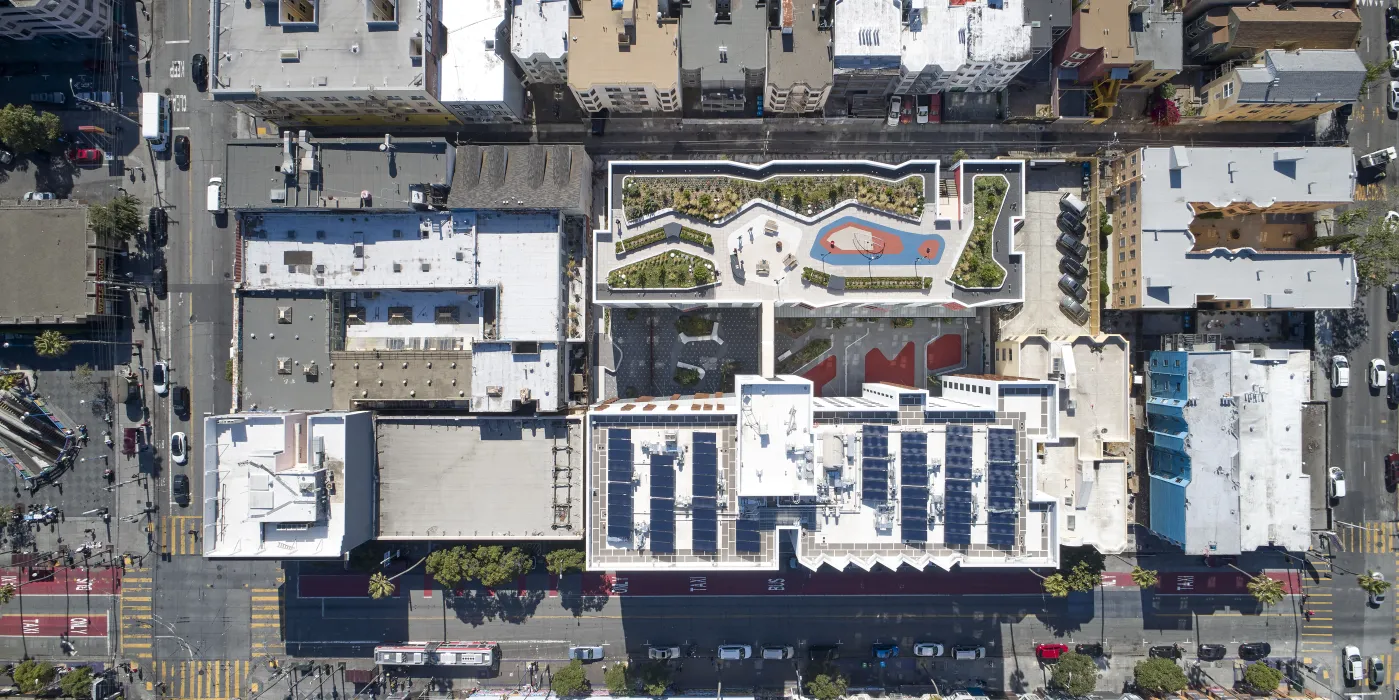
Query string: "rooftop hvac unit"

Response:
xmin=303 ymin=361 xmax=318 ymax=377
xmin=486 ymin=386 xmax=504 ymax=397
xmin=277 ymin=358 xmax=294 ymax=375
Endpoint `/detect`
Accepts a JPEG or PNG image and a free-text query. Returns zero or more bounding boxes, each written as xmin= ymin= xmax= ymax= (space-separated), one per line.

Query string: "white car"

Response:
xmin=23 ymin=192 xmax=55 ymax=201
xmin=887 ymin=97 xmax=901 ymax=126
xmin=568 ymin=646 xmax=604 ymax=661
xmin=913 ymin=643 xmax=945 ymax=657
xmin=916 ymin=102 xmax=929 ymax=124
xmin=1391 ymin=41 xmax=1399 ymax=71
xmin=953 ymin=645 xmax=986 ymax=660
xmin=717 ymin=644 xmax=752 ymax=661
xmin=647 ymin=646 xmax=681 ymax=660
xmin=169 ymin=432 xmax=187 ymax=465
xmin=1389 ymin=81 xmax=1399 ymax=113
xmin=760 ymin=646 xmax=793 ymax=660
xmin=1369 ymin=571 xmax=1386 ymax=606
xmin=152 ymin=360 xmax=169 ymax=396
xmin=1329 ymin=466 xmax=1347 ymax=499
xmin=1346 ymin=646 xmax=1365 ymax=684
xmin=1371 ymin=358 xmax=1388 ymax=389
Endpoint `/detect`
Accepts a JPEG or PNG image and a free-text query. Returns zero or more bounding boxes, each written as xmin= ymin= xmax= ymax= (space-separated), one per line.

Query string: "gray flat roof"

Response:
xmin=239 ymin=292 xmax=334 ymax=411
xmin=376 ymin=417 xmax=584 ymax=539
xmin=446 ymin=145 xmax=589 ymax=211
xmin=1026 ymin=0 xmax=1070 ymax=51
xmin=1130 ymin=2 xmax=1182 ymax=72
xmin=225 ymin=137 xmax=453 ymax=210
xmin=0 ymin=205 xmax=93 ymax=326
xmin=680 ymin=0 xmax=767 ymax=82
xmin=1236 ymin=49 xmax=1364 ymax=104
xmin=767 ymin=0 xmax=833 ymax=90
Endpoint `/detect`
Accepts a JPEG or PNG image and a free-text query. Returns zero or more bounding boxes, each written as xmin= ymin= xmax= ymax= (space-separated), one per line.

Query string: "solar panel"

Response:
xmin=987 ymin=428 xmax=1016 ymax=464
xmin=735 ymin=519 xmax=761 ymax=553
xmin=692 ymin=434 xmax=719 ymax=553
xmin=988 ymin=511 xmax=1017 ymax=547
xmin=900 ymin=431 xmax=929 ymax=543
xmin=692 ymin=498 xmax=718 ymax=553
xmin=943 ymin=477 xmax=973 ymax=545
xmin=945 ymin=425 xmax=973 ymax=481
xmin=651 ymin=453 xmax=676 ymax=553
xmin=862 ymin=425 xmax=891 ymax=502
xmin=606 ymin=429 xmax=635 ymax=540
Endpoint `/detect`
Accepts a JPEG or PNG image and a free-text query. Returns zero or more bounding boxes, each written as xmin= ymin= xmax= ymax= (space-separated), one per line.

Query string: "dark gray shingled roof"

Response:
xmin=1236 ymin=49 xmax=1364 ymax=104
xmin=448 ymin=145 xmax=590 ymax=212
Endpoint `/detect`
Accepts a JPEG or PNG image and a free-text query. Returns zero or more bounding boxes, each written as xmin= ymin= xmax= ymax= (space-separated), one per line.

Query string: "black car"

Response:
xmin=1198 ymin=644 xmax=1227 ymax=661
xmin=1057 ymin=211 xmax=1086 ymax=237
xmin=172 ymin=474 xmax=190 ymax=507
xmin=1060 ymin=256 xmax=1088 ymax=281
xmin=172 ymin=385 xmax=189 ymax=417
xmin=148 ymin=207 xmax=167 ymax=246
xmin=1388 ymin=283 xmax=1399 ymax=317
xmin=1390 ymin=330 xmax=1399 ymax=359
xmin=1074 ymin=643 xmax=1103 ymax=658
xmin=807 ymin=645 xmax=840 ymax=661
xmin=1057 ymin=232 xmax=1088 ymax=259
xmin=152 ymin=266 xmax=167 ymax=298
xmin=191 ymin=53 xmax=208 ymax=91
xmin=1388 ymin=372 xmax=1399 ymax=404
xmin=1058 ymin=274 xmax=1087 ymax=303
xmin=1238 ymin=643 xmax=1271 ymax=661
xmin=1149 ymin=645 xmax=1181 ymax=660
xmin=1388 ymin=5 xmax=1399 ymax=39
xmin=174 ymin=135 xmax=190 ymax=169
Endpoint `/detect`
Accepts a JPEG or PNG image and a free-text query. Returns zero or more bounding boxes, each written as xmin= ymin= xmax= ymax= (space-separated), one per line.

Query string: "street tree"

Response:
xmin=604 ymin=662 xmax=630 ymax=694
xmin=425 ymin=546 xmax=470 ymax=589
xmin=1133 ymin=658 xmax=1188 ymax=694
xmin=1130 ymin=567 xmax=1159 ymax=589
xmin=550 ymin=660 xmax=590 ymax=697
xmin=544 ymin=548 xmax=586 ymax=576
xmin=0 ymin=374 xmax=18 ymax=392
xmin=1042 ymin=572 xmax=1071 ymax=598
xmin=0 ymin=584 xmax=15 ymax=604
xmin=368 ymin=572 xmax=395 ymax=599
xmin=635 ymin=662 xmax=671 ymax=696
xmin=1362 ymin=59 xmax=1390 ymax=98
xmin=14 ymin=660 xmax=55 ymax=694
xmin=466 ymin=545 xmax=534 ymax=588
xmin=1247 ymin=574 xmax=1285 ymax=607
xmin=89 ymin=194 xmax=143 ymax=242
xmin=1243 ymin=662 xmax=1283 ymax=694
xmin=0 ymin=104 xmax=61 ymax=154
xmin=59 ymin=667 xmax=92 ymax=698
xmin=1049 ymin=652 xmax=1099 ymax=697
xmin=1359 ymin=571 xmax=1392 ymax=597
xmin=34 ymin=330 xmax=70 ymax=358
xmin=1341 ymin=214 xmax=1399 ymax=286
xmin=805 ymin=670 xmax=848 ymax=700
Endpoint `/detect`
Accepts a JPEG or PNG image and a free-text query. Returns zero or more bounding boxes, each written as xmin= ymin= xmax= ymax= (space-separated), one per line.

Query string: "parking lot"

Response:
xmin=999 ymin=164 xmax=1089 ymax=339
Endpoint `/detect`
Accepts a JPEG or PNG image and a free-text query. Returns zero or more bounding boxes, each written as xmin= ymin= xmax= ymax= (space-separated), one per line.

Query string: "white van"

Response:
xmin=1332 ymin=355 xmax=1350 ymax=389
xmin=1329 ymin=467 xmax=1347 ymax=500
xmin=207 ymin=176 xmax=224 ymax=213
xmin=140 ymin=92 xmax=168 ymax=151
xmin=1060 ymin=193 xmax=1088 ymax=218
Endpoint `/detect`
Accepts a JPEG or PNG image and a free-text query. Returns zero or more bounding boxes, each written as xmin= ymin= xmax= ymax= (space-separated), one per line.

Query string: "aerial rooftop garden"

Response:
xmin=949 ymin=176 xmax=1008 ymax=289
xmin=607 ymin=251 xmax=716 ymax=290
xmin=622 ymin=175 xmax=925 ymax=223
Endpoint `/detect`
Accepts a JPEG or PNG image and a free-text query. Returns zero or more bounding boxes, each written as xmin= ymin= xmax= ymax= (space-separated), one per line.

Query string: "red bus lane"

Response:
xmin=0 ymin=568 xmax=121 ymax=596
xmin=1157 ymin=571 xmax=1301 ymax=595
xmin=0 ymin=614 xmax=108 ymax=637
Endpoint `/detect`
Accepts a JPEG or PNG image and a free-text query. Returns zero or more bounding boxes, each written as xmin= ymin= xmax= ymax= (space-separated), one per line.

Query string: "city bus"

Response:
xmin=140 ymin=92 xmax=168 ymax=151
xmin=372 ymin=641 xmax=498 ymax=667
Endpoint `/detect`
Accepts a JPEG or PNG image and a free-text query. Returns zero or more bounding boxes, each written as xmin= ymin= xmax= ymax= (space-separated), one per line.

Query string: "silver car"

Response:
xmin=568 ymin=646 xmax=604 ymax=662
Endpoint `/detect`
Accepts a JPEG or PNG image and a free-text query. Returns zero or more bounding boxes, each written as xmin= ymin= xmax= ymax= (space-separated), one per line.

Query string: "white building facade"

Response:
xmin=512 ymin=0 xmax=570 ymax=84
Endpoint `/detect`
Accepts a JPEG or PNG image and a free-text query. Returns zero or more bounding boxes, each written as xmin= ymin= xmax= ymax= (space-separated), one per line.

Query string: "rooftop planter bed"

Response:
xmin=615 ymin=226 xmax=714 ymax=255
xmin=679 ymin=227 xmax=713 ymax=248
xmin=845 ymin=276 xmax=932 ymax=290
xmin=623 ymin=175 xmax=925 ymax=223
xmin=607 ymin=251 xmax=716 ymax=289
xmin=776 ymin=338 xmax=832 ymax=375
xmin=950 ymin=175 xmax=1008 ymax=289
xmin=802 ymin=267 xmax=831 ymax=287
xmin=676 ymin=314 xmax=715 ymax=336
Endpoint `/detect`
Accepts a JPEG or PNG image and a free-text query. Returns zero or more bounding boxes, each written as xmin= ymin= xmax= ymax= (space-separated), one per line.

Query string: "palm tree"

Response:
xmin=33 ymin=331 xmax=69 ymax=358
xmin=1358 ymin=571 xmax=1392 ymax=598
xmin=368 ymin=572 xmax=395 ymax=599
xmin=1246 ymin=574 xmax=1286 ymax=607
xmin=1130 ymin=566 xmax=1159 ymax=589
xmin=0 ymin=585 xmax=15 ymax=605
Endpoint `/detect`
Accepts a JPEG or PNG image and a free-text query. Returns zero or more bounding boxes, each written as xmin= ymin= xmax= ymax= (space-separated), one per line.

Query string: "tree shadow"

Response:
xmin=1316 ymin=302 xmax=1369 ymax=357
xmin=1007 ymin=668 xmax=1028 ymax=694
xmin=449 ymin=590 xmax=546 ymax=627
xmin=1034 ymin=592 xmax=1094 ymax=636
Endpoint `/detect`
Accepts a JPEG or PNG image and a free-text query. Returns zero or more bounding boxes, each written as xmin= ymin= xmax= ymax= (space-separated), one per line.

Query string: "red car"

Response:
xmin=1036 ymin=643 xmax=1069 ymax=663
xmin=1386 ymin=453 xmax=1399 ymax=490
xmin=66 ymin=148 xmax=103 ymax=164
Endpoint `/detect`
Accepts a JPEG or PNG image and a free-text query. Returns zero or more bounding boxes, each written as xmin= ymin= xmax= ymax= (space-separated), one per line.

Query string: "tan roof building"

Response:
xmin=568 ymin=0 xmax=681 ymax=114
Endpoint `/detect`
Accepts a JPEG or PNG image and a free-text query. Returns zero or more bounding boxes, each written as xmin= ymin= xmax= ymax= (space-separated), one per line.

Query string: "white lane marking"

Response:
xmin=169 ymin=60 xmax=184 ymax=78
xmin=172 ymin=126 xmax=191 ymax=131
xmin=165 ymin=39 xmax=191 ymax=44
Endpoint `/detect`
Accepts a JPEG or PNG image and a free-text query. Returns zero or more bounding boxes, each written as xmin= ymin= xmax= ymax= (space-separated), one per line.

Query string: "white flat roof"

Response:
xmin=440 ymin=0 xmax=509 ymax=103
xmin=474 ymin=211 xmax=562 ymax=341
xmin=904 ymin=0 xmax=1030 ymax=73
xmin=511 ymin=0 xmax=570 ymax=61
xmin=833 ymin=0 xmax=902 ymax=59
xmin=736 ymin=377 xmax=818 ymax=498
xmin=343 ymin=289 xmax=484 ymax=351
xmin=470 ymin=342 xmax=562 ymax=412
xmin=242 ymin=212 xmax=472 ymax=290
xmin=1236 ymin=349 xmax=1311 ymax=553
xmin=1139 ymin=230 xmax=1356 ymax=310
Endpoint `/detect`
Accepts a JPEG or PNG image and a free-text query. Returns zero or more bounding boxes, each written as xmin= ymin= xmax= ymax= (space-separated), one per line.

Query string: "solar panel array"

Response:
xmin=735 ymin=519 xmax=762 ymax=553
xmin=650 ymin=454 xmax=676 ymax=554
xmin=861 ymin=425 xmax=891 ymax=502
xmin=945 ymin=425 xmax=973 ymax=480
xmin=607 ymin=429 xmax=634 ymax=541
xmin=900 ymin=432 xmax=929 ymax=543
xmin=986 ymin=428 xmax=1018 ymax=548
xmin=692 ymin=432 xmax=719 ymax=553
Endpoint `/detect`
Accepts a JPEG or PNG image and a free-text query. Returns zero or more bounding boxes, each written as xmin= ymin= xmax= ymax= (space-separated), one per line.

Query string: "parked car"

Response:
xmin=23 ymin=192 xmax=55 ymax=200
xmin=172 ymin=474 xmax=190 ymax=507
xmin=648 ymin=646 xmax=681 ymax=660
xmin=761 ymin=646 xmax=793 ymax=660
xmin=807 ymin=645 xmax=840 ymax=661
xmin=1368 ymin=572 xmax=1387 ymax=606
xmin=916 ymin=96 xmax=929 ymax=124
xmin=152 ymin=360 xmax=169 ymax=396
xmin=1074 ymin=643 xmax=1103 ymax=658
xmin=1330 ymin=466 xmax=1347 ymax=499
xmin=568 ymin=646 xmax=604 ymax=661
xmin=1391 ymin=41 xmax=1399 ymax=72
xmin=148 ymin=207 xmax=168 ymax=246
xmin=1149 ymin=645 xmax=1181 ymax=660
xmin=872 ymin=644 xmax=899 ymax=659
xmin=1058 ymin=274 xmax=1087 ymax=303
xmin=1057 ymin=211 xmax=1086 ymax=237
xmin=717 ymin=645 xmax=751 ymax=661
xmin=30 ymin=92 xmax=64 ymax=104
xmin=1346 ymin=646 xmax=1364 ymax=685
xmin=170 ymin=431 xmax=187 ymax=465
xmin=1060 ymin=297 xmax=1089 ymax=324
xmin=191 ymin=53 xmax=209 ymax=91
xmin=172 ymin=385 xmax=189 ymax=417
xmin=1386 ymin=453 xmax=1399 ymax=490
xmin=1371 ymin=656 xmax=1386 ymax=687
xmin=1390 ymin=284 xmax=1399 ymax=317
xmin=1390 ymin=81 xmax=1399 ymax=113
xmin=1060 ymin=256 xmax=1088 ymax=281
xmin=174 ymin=135 xmax=190 ymax=169
xmin=1056 ymin=232 xmax=1088 ymax=259
xmin=887 ymin=97 xmax=901 ymax=126
xmin=1371 ymin=358 xmax=1388 ymax=389
xmin=1389 ymin=5 xmax=1399 ymax=40
xmin=152 ymin=266 xmax=167 ymax=298
xmin=952 ymin=646 xmax=985 ymax=660
xmin=1389 ymin=373 xmax=1399 ymax=404
xmin=1198 ymin=644 xmax=1227 ymax=661
xmin=912 ymin=643 xmax=944 ymax=657
xmin=1333 ymin=355 xmax=1351 ymax=389
xmin=1238 ymin=643 xmax=1270 ymax=661
xmin=1035 ymin=644 xmax=1068 ymax=663
xmin=66 ymin=148 xmax=102 ymax=164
